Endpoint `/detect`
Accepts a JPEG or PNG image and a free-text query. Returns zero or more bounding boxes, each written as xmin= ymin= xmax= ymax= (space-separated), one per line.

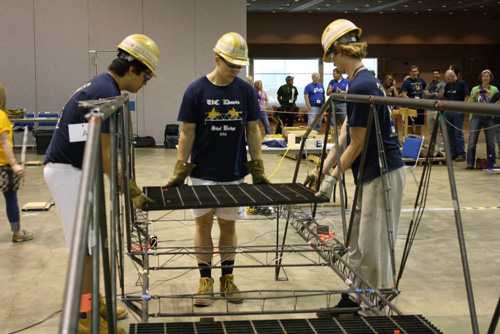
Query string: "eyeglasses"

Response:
xmin=220 ymin=57 xmax=244 ymax=70
xmin=144 ymin=72 xmax=153 ymax=82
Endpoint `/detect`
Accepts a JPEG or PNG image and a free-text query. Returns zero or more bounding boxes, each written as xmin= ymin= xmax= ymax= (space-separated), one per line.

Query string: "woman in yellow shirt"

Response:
xmin=0 ymin=84 xmax=33 ymax=242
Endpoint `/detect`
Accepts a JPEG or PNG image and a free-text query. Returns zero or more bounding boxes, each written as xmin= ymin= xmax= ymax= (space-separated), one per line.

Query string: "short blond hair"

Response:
xmin=331 ymin=41 xmax=368 ymax=60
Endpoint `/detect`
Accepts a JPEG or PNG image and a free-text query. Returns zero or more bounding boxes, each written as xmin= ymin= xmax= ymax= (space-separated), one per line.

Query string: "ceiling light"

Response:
xmin=428 ymin=8 xmax=432 ymax=11
xmin=272 ymin=10 xmax=276 ymax=13
xmin=247 ymin=3 xmax=250 ymax=6
xmin=442 ymin=4 xmax=447 ymax=7
xmin=326 ymin=3 xmax=330 ymax=6
xmin=404 ymin=4 xmax=408 ymax=7
xmin=458 ymin=1 xmax=463 ymax=3
xmin=378 ymin=0 xmax=382 ymax=2
xmin=279 ymin=7 xmax=283 ymax=9
xmin=286 ymin=3 xmax=291 ymax=6
xmin=415 ymin=11 xmax=419 ymax=14
xmin=449 ymin=11 xmax=453 ymax=14
xmin=418 ymin=0 xmax=422 ymax=3
xmin=480 ymin=5 xmax=484 ymax=8
xmin=317 ymin=7 xmax=321 ymax=10
xmin=484 ymin=12 xmax=488 ymax=14
xmin=294 ymin=0 xmax=299 ymax=2
xmin=354 ymin=8 xmax=358 ymax=10
xmin=391 ymin=8 xmax=395 ymax=10
xmin=365 ymin=4 xmax=370 ymax=7
xmin=380 ymin=11 xmax=384 ymax=13
xmin=308 ymin=10 xmax=312 ymax=13
xmin=344 ymin=10 xmax=348 ymax=13
xmin=464 ymin=8 xmax=468 ymax=11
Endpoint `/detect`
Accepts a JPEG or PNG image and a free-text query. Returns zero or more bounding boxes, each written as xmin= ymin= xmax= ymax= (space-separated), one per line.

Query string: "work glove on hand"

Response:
xmin=303 ymin=168 xmax=321 ymax=190
xmin=314 ymin=174 xmax=338 ymax=198
xmin=129 ymin=178 xmax=155 ymax=209
xmin=244 ymin=159 xmax=271 ymax=184
xmin=165 ymin=160 xmax=196 ymax=187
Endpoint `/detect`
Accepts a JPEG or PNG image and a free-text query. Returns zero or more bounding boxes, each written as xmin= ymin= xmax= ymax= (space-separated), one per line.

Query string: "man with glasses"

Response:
xmin=44 ymin=34 xmax=159 ymax=333
xmin=166 ymin=32 xmax=269 ymax=307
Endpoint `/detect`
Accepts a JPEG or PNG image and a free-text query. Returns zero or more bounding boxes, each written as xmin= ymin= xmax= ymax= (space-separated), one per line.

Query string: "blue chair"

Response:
xmin=401 ymin=135 xmax=424 ymax=186
xmin=13 ymin=111 xmax=35 ymax=131
xmin=36 ymin=111 xmax=59 ymax=132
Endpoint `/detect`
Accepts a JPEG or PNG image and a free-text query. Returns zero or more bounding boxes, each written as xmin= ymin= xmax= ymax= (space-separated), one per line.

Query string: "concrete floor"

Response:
xmin=0 ymin=137 xmax=499 ymax=334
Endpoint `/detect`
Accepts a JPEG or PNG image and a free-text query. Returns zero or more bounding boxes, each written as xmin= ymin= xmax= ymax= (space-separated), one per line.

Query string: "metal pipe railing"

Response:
xmin=60 ymin=93 xmax=131 ymax=334
xmin=331 ymin=93 xmax=500 ymax=117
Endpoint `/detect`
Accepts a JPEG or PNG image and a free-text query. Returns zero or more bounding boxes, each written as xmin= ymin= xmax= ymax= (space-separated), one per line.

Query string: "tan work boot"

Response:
xmin=220 ymin=274 xmax=243 ymax=304
xmin=99 ymin=293 xmax=128 ymax=320
xmin=78 ymin=311 xmax=126 ymax=334
xmin=193 ymin=277 xmax=215 ymax=307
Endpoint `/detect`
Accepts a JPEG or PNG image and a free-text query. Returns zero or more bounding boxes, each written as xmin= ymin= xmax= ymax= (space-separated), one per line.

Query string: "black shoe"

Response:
xmin=316 ymin=294 xmax=360 ymax=318
xmin=454 ymin=155 xmax=465 ymax=162
xmin=466 ymin=165 xmax=474 ymax=170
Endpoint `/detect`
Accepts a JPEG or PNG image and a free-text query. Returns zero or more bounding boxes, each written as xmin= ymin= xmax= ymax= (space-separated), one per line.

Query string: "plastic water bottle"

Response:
xmin=488 ymin=154 xmax=495 ymax=170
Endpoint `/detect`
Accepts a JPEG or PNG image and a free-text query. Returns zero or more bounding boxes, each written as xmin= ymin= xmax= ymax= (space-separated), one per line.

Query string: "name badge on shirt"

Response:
xmin=68 ymin=123 xmax=89 ymax=142
xmin=289 ymin=99 xmax=293 ymax=103
xmin=316 ymin=100 xmax=321 ymax=104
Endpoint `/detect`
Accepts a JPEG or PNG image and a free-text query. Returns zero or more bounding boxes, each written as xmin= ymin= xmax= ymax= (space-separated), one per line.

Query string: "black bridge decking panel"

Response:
xmin=143 ymin=183 xmax=328 ymax=211
xmin=129 ymin=315 xmax=443 ymax=334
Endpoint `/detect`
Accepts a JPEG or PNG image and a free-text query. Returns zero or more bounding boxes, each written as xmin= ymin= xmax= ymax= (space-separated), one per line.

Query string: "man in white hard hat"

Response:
xmin=311 ymin=19 xmax=405 ymax=315
xmin=166 ymin=32 xmax=269 ymax=307
xmin=44 ymin=34 xmax=159 ymax=333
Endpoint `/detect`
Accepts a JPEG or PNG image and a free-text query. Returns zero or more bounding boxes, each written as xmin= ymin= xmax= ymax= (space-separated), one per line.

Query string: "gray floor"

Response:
xmin=0 ymin=142 xmax=499 ymax=334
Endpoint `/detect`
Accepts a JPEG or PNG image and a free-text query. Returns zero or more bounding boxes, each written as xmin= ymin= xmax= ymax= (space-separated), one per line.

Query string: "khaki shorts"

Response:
xmin=188 ymin=177 xmax=247 ymax=221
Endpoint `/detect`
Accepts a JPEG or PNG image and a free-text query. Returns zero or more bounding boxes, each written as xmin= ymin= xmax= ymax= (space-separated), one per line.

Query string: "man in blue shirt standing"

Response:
xmin=443 ymin=68 xmax=470 ymax=161
xmin=304 ymin=72 xmax=325 ymax=132
xmin=165 ymin=32 xmax=269 ymax=308
xmin=327 ymin=68 xmax=349 ymax=125
xmin=401 ymin=65 xmax=426 ymax=136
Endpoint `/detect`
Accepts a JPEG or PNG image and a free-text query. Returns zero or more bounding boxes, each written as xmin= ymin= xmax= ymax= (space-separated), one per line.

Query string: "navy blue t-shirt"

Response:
xmin=402 ymin=77 xmax=426 ymax=99
xmin=490 ymin=92 xmax=499 ymax=103
xmin=304 ymin=83 xmax=325 ymax=106
xmin=444 ymin=79 xmax=470 ymax=101
xmin=178 ymin=76 xmax=261 ymax=182
xmin=45 ymin=73 xmax=119 ymax=169
xmin=347 ymin=70 xmax=404 ymax=182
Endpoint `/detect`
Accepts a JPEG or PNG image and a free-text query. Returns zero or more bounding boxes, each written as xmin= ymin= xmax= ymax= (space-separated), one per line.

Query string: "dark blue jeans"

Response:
xmin=3 ymin=190 xmax=20 ymax=231
xmin=445 ymin=111 xmax=465 ymax=158
xmin=467 ymin=115 xmax=496 ymax=166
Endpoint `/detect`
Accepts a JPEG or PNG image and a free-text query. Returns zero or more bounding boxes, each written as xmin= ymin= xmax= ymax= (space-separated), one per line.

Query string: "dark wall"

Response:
xmin=247 ymin=12 xmax=500 ymax=85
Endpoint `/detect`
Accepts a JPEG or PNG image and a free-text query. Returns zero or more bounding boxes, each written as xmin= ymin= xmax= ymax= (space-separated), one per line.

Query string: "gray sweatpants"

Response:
xmin=348 ymin=167 xmax=406 ymax=297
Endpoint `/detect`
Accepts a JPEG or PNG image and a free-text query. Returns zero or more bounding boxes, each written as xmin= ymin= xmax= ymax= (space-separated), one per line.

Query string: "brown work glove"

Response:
xmin=244 ymin=159 xmax=271 ymax=184
xmin=165 ymin=160 xmax=196 ymax=186
xmin=129 ymin=178 xmax=155 ymax=209
xmin=303 ymin=168 xmax=322 ymax=191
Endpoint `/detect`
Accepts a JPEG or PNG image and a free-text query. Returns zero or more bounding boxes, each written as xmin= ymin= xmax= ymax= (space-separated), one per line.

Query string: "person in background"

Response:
xmin=327 ymin=68 xmax=349 ymax=125
xmin=401 ymin=65 xmax=426 ymax=136
xmin=423 ymin=69 xmax=446 ymax=156
xmin=0 ymin=83 xmax=33 ymax=243
xmin=276 ymin=75 xmax=299 ymax=134
xmin=304 ymin=72 xmax=325 ymax=132
xmin=254 ymin=80 xmax=271 ymax=135
xmin=466 ymin=69 xmax=498 ymax=169
xmin=443 ymin=68 xmax=469 ymax=162
xmin=382 ymin=75 xmax=398 ymax=99
xmin=245 ymin=76 xmax=253 ymax=85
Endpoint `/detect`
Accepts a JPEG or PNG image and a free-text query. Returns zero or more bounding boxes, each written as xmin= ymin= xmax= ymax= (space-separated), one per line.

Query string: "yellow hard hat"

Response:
xmin=213 ymin=32 xmax=249 ymax=67
xmin=118 ymin=34 xmax=160 ymax=77
xmin=321 ymin=19 xmax=362 ymax=62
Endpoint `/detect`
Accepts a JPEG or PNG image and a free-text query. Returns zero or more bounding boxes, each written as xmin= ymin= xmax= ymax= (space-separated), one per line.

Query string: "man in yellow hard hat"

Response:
xmin=310 ymin=19 xmax=405 ymax=316
xmin=166 ymin=32 xmax=269 ymax=307
xmin=44 ymin=34 xmax=159 ymax=333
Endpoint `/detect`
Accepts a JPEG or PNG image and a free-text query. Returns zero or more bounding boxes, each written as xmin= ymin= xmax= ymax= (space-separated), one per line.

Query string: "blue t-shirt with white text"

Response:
xmin=44 ymin=73 xmax=117 ymax=169
xmin=304 ymin=83 xmax=325 ymax=106
xmin=178 ymin=76 xmax=261 ymax=182
xmin=347 ymin=70 xmax=404 ymax=182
